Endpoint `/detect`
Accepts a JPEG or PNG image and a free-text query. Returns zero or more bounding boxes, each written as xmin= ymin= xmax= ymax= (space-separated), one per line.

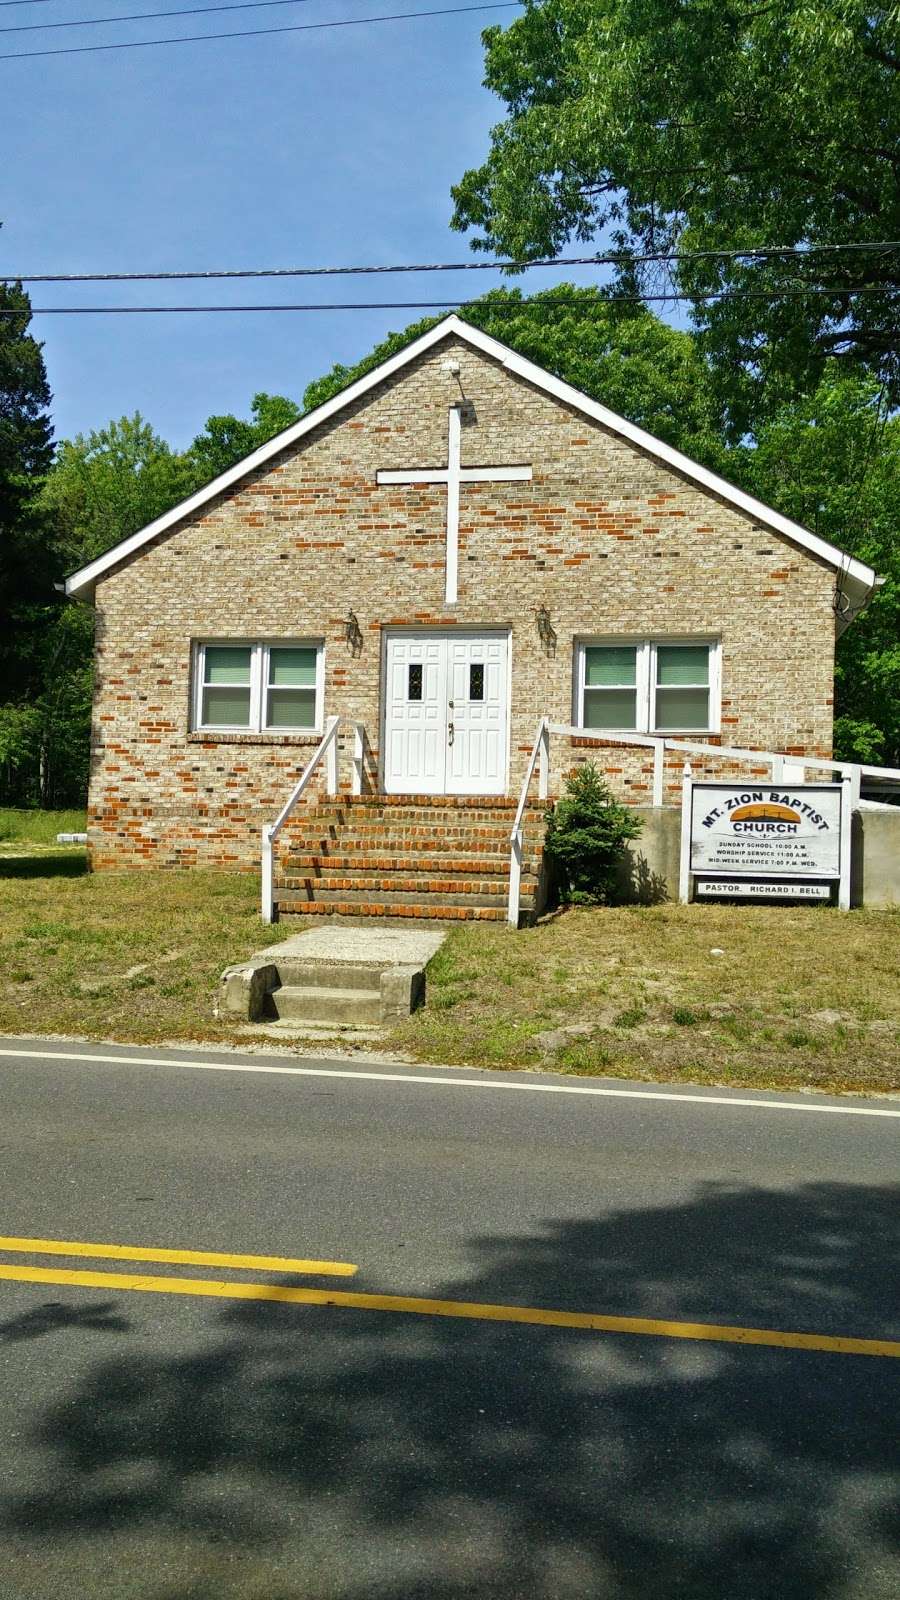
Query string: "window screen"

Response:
xmin=582 ymin=646 xmax=638 ymax=730
xmin=201 ymin=646 xmax=252 ymax=728
xmin=266 ymin=646 xmax=318 ymax=729
xmin=653 ymin=645 xmax=710 ymax=731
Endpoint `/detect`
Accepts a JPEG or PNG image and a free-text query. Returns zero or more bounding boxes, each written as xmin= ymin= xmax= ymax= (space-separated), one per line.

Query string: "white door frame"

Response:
xmin=379 ymin=628 xmax=512 ymax=796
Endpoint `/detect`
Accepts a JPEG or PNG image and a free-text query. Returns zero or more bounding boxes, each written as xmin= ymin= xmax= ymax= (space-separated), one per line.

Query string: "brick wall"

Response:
xmin=86 ymin=333 xmax=837 ymax=869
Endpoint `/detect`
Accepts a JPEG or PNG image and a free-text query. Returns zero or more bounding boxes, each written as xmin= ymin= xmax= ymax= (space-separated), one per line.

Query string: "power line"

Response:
xmin=0 ymin=0 xmax=518 ymax=56
xmin=4 ymin=240 xmax=900 ymax=283
xmin=0 ymin=0 xmax=318 ymax=35
xmin=2 ymin=286 xmax=897 ymax=315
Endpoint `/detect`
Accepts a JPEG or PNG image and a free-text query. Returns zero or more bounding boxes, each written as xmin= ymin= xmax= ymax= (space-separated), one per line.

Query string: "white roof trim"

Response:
xmin=65 ymin=312 xmax=879 ymax=603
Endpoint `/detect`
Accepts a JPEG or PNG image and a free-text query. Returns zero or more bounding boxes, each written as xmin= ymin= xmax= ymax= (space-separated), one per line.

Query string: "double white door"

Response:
xmin=383 ymin=632 xmax=509 ymax=795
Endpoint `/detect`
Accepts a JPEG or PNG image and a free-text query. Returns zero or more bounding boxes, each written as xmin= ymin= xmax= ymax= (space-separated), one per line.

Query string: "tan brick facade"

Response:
xmin=85 ymin=332 xmax=837 ymax=869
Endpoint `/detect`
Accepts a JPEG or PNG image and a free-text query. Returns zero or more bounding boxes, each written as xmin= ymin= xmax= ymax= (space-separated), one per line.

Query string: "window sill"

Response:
xmin=188 ymin=729 xmax=324 ymax=746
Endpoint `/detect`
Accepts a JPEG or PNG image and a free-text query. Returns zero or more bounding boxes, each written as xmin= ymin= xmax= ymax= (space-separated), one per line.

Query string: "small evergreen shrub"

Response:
xmin=544 ymin=763 xmax=643 ymax=906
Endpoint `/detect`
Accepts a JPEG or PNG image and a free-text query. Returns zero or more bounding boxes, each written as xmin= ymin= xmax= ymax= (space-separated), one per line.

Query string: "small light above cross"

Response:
xmin=376 ymin=404 xmax=532 ymax=603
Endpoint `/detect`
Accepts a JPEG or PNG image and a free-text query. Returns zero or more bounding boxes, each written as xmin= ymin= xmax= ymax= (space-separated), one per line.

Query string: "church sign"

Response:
xmin=679 ymin=780 xmax=850 ymax=908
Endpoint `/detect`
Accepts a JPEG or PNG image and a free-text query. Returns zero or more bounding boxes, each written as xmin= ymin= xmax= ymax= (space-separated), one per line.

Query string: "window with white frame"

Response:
xmin=194 ymin=642 xmax=324 ymax=733
xmin=576 ymin=640 xmax=719 ymax=733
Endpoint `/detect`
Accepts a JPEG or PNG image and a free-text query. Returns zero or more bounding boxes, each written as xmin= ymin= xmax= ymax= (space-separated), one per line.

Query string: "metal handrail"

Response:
xmin=545 ymin=723 xmax=900 ymax=808
xmin=507 ymin=719 xmax=900 ymax=928
xmin=507 ymin=717 xmax=550 ymax=927
xmin=261 ymin=714 xmax=340 ymax=923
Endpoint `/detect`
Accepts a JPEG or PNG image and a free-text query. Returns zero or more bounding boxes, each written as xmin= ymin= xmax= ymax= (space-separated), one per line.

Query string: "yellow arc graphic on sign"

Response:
xmin=730 ymin=802 xmax=801 ymax=822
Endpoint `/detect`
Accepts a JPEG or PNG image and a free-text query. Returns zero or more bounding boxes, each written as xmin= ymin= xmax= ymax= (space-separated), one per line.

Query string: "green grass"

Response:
xmin=0 ymin=857 xmax=289 ymax=1045
xmin=392 ymin=905 xmax=900 ymax=1096
xmin=1 ymin=849 xmax=898 ymax=1096
xmin=0 ymin=808 xmax=86 ymax=846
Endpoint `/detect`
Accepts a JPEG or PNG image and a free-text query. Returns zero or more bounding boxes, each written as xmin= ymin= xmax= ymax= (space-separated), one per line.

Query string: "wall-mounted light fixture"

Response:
xmin=345 ymin=610 xmax=363 ymax=657
xmin=442 ymin=358 xmax=476 ymax=424
xmin=535 ymin=604 xmax=557 ymax=657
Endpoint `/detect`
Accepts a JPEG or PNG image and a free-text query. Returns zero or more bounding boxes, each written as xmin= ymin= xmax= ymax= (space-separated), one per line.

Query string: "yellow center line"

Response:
xmin=0 ymin=1235 xmax=357 ymax=1277
xmin=0 ymin=1262 xmax=897 ymax=1359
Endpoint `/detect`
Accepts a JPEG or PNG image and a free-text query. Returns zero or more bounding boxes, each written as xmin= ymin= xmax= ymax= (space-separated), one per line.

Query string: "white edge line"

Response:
xmin=0 ymin=1047 xmax=898 ymax=1117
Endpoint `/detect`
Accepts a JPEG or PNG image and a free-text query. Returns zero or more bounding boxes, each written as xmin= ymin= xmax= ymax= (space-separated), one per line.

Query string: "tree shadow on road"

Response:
xmin=0 ymin=1300 xmax=130 ymax=1343
xmin=3 ymin=1181 xmax=898 ymax=1599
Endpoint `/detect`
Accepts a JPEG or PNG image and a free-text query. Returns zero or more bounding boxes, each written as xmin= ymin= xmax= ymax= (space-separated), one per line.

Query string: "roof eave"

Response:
xmin=61 ymin=311 xmax=880 ymax=607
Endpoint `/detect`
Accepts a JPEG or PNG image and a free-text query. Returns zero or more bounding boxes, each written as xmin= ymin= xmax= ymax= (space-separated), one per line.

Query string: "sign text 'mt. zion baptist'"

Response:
xmin=683 ymin=781 xmax=847 ymax=904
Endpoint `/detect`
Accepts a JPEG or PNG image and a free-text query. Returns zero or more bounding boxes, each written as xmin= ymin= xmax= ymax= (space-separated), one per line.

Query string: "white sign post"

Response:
xmin=679 ymin=777 xmax=851 ymax=908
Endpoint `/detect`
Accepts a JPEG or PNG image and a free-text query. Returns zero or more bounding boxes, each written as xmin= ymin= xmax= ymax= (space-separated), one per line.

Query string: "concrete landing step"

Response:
xmin=270 ymin=960 xmax=382 ymax=992
xmin=268 ymin=984 xmax=382 ymax=1025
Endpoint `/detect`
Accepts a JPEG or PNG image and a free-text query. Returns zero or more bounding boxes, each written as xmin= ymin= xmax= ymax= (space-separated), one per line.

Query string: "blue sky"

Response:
xmin=0 ymin=0 xmax=614 ymax=449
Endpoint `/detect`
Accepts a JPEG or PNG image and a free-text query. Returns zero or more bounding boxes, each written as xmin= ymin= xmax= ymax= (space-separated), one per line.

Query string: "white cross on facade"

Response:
xmin=376 ymin=405 xmax=532 ymax=603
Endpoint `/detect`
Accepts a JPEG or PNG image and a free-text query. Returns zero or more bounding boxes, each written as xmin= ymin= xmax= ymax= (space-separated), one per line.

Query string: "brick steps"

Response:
xmin=273 ymin=794 xmax=549 ymax=925
xmin=282 ymin=900 xmax=509 ymax=922
xmin=296 ymin=795 xmax=539 ymax=813
xmin=282 ymin=853 xmax=540 ymax=877
xmin=279 ymin=874 xmax=536 ymax=899
xmin=277 ymin=885 xmax=523 ymax=910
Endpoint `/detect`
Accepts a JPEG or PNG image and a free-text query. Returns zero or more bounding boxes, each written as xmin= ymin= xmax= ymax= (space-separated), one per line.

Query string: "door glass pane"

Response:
xmin=584 ymin=646 xmax=637 ymax=687
xmin=583 ymin=688 xmax=638 ymax=729
xmin=654 ymin=686 xmax=710 ymax=730
xmin=656 ymin=645 xmax=709 ymax=686
xmin=268 ymin=646 xmax=317 ymax=687
xmin=266 ymin=689 xmax=316 ymax=729
xmin=469 ymin=663 xmax=484 ymax=701
xmin=408 ymin=663 xmax=423 ymax=702
xmin=202 ymin=686 xmax=252 ymax=727
xmin=204 ymin=646 xmax=251 ymax=685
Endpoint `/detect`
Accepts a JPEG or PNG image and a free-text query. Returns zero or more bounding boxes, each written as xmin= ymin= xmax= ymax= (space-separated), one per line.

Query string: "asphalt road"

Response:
xmin=0 ymin=1037 xmax=897 ymax=1600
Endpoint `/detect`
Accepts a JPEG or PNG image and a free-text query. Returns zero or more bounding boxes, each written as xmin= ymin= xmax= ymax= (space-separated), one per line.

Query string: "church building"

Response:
xmin=64 ymin=315 xmax=879 ymax=920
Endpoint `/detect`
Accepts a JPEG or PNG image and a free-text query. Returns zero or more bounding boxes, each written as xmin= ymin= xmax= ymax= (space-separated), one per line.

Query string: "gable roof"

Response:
xmin=64 ymin=313 xmax=880 ymax=621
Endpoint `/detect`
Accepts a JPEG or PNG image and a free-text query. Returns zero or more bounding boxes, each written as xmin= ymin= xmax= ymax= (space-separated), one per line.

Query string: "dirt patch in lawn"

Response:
xmin=391 ymin=905 xmax=900 ymax=1096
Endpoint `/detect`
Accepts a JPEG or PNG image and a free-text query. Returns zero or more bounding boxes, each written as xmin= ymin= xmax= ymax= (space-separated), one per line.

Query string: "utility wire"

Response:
xmin=0 ymin=0 xmax=320 ymax=35
xmin=4 ymin=240 xmax=900 ymax=283
xmin=2 ymin=287 xmax=897 ymax=315
xmin=0 ymin=0 xmax=518 ymax=56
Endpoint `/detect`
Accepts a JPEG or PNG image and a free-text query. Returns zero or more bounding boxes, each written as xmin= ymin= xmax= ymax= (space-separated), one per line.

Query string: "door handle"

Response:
xmin=448 ymin=721 xmax=455 ymax=747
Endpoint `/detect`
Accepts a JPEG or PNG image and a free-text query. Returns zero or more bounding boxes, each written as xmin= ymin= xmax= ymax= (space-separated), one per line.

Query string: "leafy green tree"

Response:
xmin=42 ymin=413 xmax=199 ymax=572
xmin=451 ymin=0 xmax=900 ymax=432
xmin=29 ymin=415 xmax=199 ymax=807
xmin=737 ymin=367 xmax=900 ymax=764
xmin=304 ymin=286 xmax=729 ymax=466
xmin=188 ymin=392 xmax=301 ymax=482
xmin=545 ymin=762 xmax=643 ymax=903
xmin=0 ymin=282 xmax=55 ymax=700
